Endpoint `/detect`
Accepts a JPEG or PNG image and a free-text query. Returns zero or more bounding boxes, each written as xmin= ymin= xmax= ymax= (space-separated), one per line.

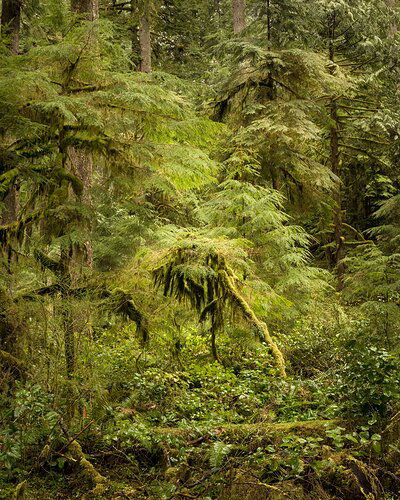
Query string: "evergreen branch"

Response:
xmin=101 ymin=103 xmax=182 ymax=121
xmin=338 ymin=143 xmax=389 ymax=167
xmin=270 ymin=77 xmax=301 ymax=98
xmin=341 ymin=136 xmax=389 ymax=146
xmin=337 ymin=104 xmax=378 ymax=112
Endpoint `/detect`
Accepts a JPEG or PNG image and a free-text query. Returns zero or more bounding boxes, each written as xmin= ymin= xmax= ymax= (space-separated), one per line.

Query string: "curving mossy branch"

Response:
xmin=153 ymin=246 xmax=286 ymax=377
xmin=102 ymin=288 xmax=149 ymax=345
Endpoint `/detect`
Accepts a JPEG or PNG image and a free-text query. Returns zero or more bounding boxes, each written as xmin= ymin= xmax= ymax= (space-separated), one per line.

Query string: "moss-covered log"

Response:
xmin=66 ymin=440 xmax=107 ymax=495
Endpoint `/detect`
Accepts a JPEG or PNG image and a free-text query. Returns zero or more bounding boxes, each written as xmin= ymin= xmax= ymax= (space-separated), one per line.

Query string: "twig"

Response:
xmin=58 ymin=419 xmax=95 ymax=454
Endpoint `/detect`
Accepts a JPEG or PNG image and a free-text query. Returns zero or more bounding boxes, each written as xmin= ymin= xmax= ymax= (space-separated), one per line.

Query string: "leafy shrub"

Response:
xmin=337 ymin=340 xmax=400 ymax=416
xmin=0 ymin=383 xmax=59 ymax=471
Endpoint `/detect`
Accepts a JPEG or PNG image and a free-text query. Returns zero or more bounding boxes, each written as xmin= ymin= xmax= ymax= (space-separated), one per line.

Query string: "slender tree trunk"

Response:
xmin=57 ymin=0 xmax=98 ymax=380
xmin=62 ymin=305 xmax=75 ymax=378
xmin=385 ymin=0 xmax=397 ymax=36
xmin=71 ymin=0 xmax=98 ymax=20
xmin=1 ymin=188 xmax=18 ymax=225
xmin=328 ymin=16 xmax=345 ymax=290
xmin=1 ymin=0 xmax=20 ymax=226
xmin=232 ymin=0 xmax=246 ymax=34
xmin=67 ymin=148 xmax=94 ymax=267
xmin=210 ymin=321 xmax=220 ymax=363
xmin=330 ymin=100 xmax=345 ymax=290
xmin=139 ymin=13 xmax=152 ymax=72
xmin=69 ymin=0 xmax=98 ymax=268
xmin=1 ymin=0 xmax=20 ymax=54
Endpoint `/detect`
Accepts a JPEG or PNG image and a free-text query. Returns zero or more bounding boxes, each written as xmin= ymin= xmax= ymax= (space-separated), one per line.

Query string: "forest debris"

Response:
xmin=153 ymin=419 xmax=344 ymax=441
xmin=344 ymin=455 xmax=383 ymax=499
xmin=66 ymin=439 xmax=108 ymax=495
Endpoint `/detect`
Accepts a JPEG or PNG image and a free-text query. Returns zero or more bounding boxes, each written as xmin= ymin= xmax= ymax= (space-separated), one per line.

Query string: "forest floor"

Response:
xmin=3 ymin=416 xmax=396 ymax=499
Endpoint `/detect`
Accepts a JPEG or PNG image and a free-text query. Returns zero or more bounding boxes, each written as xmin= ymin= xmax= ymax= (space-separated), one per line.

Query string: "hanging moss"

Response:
xmin=153 ymin=244 xmax=287 ymax=377
xmin=108 ymin=288 xmax=149 ymax=345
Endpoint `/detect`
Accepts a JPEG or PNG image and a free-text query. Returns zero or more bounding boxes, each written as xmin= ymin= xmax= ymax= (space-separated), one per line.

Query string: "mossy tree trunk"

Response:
xmin=139 ymin=10 xmax=152 ymax=72
xmin=328 ymin=12 xmax=345 ymax=291
xmin=1 ymin=0 xmax=20 ymax=54
xmin=219 ymin=270 xmax=286 ymax=378
xmin=232 ymin=0 xmax=246 ymax=34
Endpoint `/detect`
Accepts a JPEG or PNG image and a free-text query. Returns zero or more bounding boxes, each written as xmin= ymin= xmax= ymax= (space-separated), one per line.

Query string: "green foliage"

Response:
xmin=337 ymin=339 xmax=400 ymax=416
xmin=0 ymin=383 xmax=59 ymax=471
xmin=209 ymin=441 xmax=232 ymax=467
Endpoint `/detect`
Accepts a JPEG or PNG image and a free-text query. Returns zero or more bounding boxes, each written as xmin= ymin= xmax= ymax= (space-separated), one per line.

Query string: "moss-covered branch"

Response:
xmin=66 ymin=440 xmax=107 ymax=495
xmin=0 ymin=348 xmax=27 ymax=376
xmin=219 ymin=269 xmax=287 ymax=378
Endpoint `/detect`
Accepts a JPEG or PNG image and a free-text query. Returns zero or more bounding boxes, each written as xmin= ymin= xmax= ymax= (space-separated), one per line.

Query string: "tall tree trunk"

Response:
xmin=1 ymin=0 xmax=21 ymax=227
xmin=139 ymin=13 xmax=152 ymax=72
xmin=69 ymin=0 xmax=98 ymax=268
xmin=1 ymin=0 xmax=20 ymax=54
xmin=329 ymin=100 xmax=345 ymax=290
xmin=266 ymin=0 xmax=271 ymax=46
xmin=68 ymin=148 xmax=94 ymax=267
xmin=328 ymin=15 xmax=345 ymax=290
xmin=232 ymin=0 xmax=246 ymax=34
xmin=59 ymin=0 xmax=97 ymax=380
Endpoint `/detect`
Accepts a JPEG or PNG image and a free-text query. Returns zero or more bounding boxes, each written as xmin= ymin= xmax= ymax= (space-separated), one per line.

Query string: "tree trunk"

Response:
xmin=69 ymin=0 xmax=97 ymax=268
xmin=71 ymin=0 xmax=98 ymax=20
xmin=62 ymin=305 xmax=75 ymax=379
xmin=328 ymin=17 xmax=345 ymax=290
xmin=330 ymin=100 xmax=345 ymax=290
xmin=58 ymin=0 xmax=98 ymax=380
xmin=210 ymin=322 xmax=220 ymax=363
xmin=266 ymin=0 xmax=271 ymax=45
xmin=139 ymin=13 xmax=152 ymax=72
xmin=1 ymin=0 xmax=20 ymax=226
xmin=1 ymin=0 xmax=20 ymax=54
xmin=67 ymin=148 xmax=94 ymax=267
xmin=385 ymin=0 xmax=397 ymax=36
xmin=232 ymin=0 xmax=246 ymax=34
xmin=1 ymin=188 xmax=18 ymax=225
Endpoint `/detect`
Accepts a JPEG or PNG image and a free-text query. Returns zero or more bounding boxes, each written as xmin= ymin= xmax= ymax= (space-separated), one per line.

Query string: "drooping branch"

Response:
xmin=153 ymin=245 xmax=287 ymax=377
xmin=219 ymin=269 xmax=286 ymax=378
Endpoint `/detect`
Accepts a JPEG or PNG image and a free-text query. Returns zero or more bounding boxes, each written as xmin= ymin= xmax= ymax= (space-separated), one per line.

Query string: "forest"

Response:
xmin=1 ymin=0 xmax=400 ymax=498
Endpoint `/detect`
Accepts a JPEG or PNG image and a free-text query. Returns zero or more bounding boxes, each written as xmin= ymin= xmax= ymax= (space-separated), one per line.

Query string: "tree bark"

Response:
xmin=232 ymin=0 xmax=246 ymax=34
xmin=67 ymin=148 xmax=94 ymax=267
xmin=139 ymin=13 xmax=152 ymax=72
xmin=1 ymin=0 xmax=20 ymax=54
xmin=1 ymin=189 xmax=18 ymax=226
xmin=385 ymin=0 xmax=397 ymax=36
xmin=71 ymin=0 xmax=98 ymax=20
xmin=1 ymin=0 xmax=21 ymax=225
xmin=328 ymin=15 xmax=345 ymax=290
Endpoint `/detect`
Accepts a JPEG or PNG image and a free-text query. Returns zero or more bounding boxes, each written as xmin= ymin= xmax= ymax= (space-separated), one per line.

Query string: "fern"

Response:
xmin=209 ymin=441 xmax=232 ymax=468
